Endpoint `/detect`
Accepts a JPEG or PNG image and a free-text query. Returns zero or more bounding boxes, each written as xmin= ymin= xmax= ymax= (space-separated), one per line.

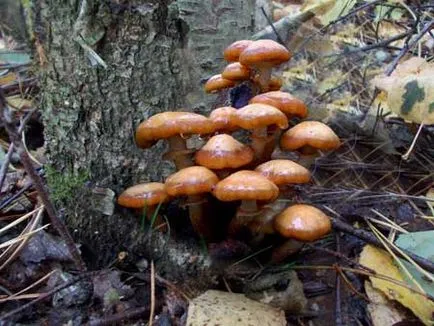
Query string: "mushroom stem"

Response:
xmin=271 ymin=239 xmax=304 ymax=263
xmin=167 ymin=135 xmax=194 ymax=170
xmin=228 ymin=200 xmax=261 ymax=236
xmin=187 ymin=194 xmax=212 ymax=240
xmin=262 ymin=128 xmax=282 ymax=162
xmin=256 ymin=67 xmax=272 ymax=92
xmin=251 ymin=127 xmax=269 ymax=162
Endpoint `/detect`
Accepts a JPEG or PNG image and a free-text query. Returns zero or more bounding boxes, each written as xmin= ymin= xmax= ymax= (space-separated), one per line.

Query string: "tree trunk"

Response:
xmin=39 ymin=0 xmax=263 ymax=287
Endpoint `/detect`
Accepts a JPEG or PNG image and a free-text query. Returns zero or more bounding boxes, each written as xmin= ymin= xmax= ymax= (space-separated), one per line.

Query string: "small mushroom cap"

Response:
xmin=135 ymin=112 xmax=215 ymax=148
xmin=268 ymin=77 xmax=283 ymax=91
xmin=255 ymin=159 xmax=311 ymax=186
xmin=221 ymin=62 xmax=251 ymax=81
xmin=239 ymin=40 xmax=291 ymax=68
xmin=209 ymin=106 xmax=239 ymax=131
xmin=117 ymin=182 xmax=169 ymax=208
xmin=224 ymin=40 xmax=254 ymax=62
xmin=249 ymin=91 xmax=308 ymax=118
xmin=274 ymin=204 xmax=331 ymax=241
xmin=235 ymin=104 xmax=289 ymax=130
xmin=280 ymin=121 xmax=341 ymax=151
xmin=204 ymin=74 xmax=236 ymax=93
xmin=195 ymin=134 xmax=254 ymax=169
xmin=165 ymin=166 xmax=219 ymax=196
xmin=212 ymin=170 xmax=279 ymax=202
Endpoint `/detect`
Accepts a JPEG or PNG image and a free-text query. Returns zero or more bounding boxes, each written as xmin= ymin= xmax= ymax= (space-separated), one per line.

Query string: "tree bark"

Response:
xmin=39 ymin=0 xmax=261 ymax=287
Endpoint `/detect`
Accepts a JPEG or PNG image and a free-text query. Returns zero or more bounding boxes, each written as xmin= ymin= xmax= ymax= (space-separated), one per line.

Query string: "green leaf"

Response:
xmin=395 ymin=231 xmax=434 ymax=298
xmin=0 ymin=50 xmax=31 ymax=64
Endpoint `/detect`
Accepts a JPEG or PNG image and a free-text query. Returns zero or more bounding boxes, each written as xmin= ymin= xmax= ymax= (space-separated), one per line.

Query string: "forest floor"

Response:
xmin=1 ymin=0 xmax=434 ymax=325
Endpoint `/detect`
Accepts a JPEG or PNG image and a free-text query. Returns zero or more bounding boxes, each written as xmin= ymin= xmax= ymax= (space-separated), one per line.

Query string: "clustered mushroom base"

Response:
xmin=118 ymin=39 xmax=342 ymax=254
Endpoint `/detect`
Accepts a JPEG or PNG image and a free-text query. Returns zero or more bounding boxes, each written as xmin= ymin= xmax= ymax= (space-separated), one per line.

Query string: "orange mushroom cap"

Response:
xmin=249 ymin=91 xmax=308 ymax=118
xmin=221 ymin=62 xmax=251 ymax=81
xmin=212 ymin=170 xmax=279 ymax=202
xmin=117 ymin=182 xmax=169 ymax=208
xmin=274 ymin=204 xmax=331 ymax=241
xmin=135 ymin=112 xmax=215 ymax=148
xmin=268 ymin=77 xmax=283 ymax=91
xmin=235 ymin=104 xmax=289 ymax=130
xmin=165 ymin=166 xmax=219 ymax=197
xmin=239 ymin=40 xmax=291 ymax=69
xmin=195 ymin=134 xmax=254 ymax=170
xmin=255 ymin=159 xmax=311 ymax=186
xmin=280 ymin=121 xmax=341 ymax=151
xmin=209 ymin=106 xmax=239 ymax=132
xmin=204 ymin=74 xmax=236 ymax=93
xmin=224 ymin=40 xmax=254 ymax=62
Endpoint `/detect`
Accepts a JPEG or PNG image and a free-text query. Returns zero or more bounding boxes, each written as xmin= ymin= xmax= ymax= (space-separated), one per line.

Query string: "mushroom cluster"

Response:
xmin=117 ymin=39 xmax=341 ymax=251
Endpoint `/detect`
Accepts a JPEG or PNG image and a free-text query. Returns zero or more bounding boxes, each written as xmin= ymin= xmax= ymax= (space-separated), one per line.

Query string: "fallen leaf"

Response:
xmin=187 ymin=290 xmax=286 ymax=326
xmin=359 ymin=245 xmax=434 ymax=325
xmin=372 ymin=58 xmax=434 ymax=124
xmin=365 ymin=281 xmax=407 ymax=326
xmin=395 ymin=231 xmax=434 ymax=298
xmin=302 ymin=0 xmax=357 ymax=25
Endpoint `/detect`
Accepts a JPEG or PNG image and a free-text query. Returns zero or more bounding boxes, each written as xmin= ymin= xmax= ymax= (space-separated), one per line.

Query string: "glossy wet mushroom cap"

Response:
xmin=250 ymin=91 xmax=308 ymax=119
xmin=235 ymin=104 xmax=289 ymax=130
xmin=280 ymin=121 xmax=341 ymax=152
xmin=165 ymin=166 xmax=219 ymax=197
xmin=212 ymin=170 xmax=279 ymax=202
xmin=224 ymin=40 xmax=254 ymax=62
xmin=239 ymin=40 xmax=291 ymax=69
xmin=117 ymin=182 xmax=169 ymax=208
xmin=204 ymin=74 xmax=236 ymax=93
xmin=209 ymin=106 xmax=239 ymax=132
xmin=135 ymin=112 xmax=215 ymax=148
xmin=255 ymin=159 xmax=311 ymax=186
xmin=274 ymin=204 xmax=331 ymax=241
xmin=221 ymin=62 xmax=251 ymax=81
xmin=195 ymin=134 xmax=254 ymax=169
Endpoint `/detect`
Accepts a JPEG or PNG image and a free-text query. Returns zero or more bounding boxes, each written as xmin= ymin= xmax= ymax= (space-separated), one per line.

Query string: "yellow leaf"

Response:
xmin=301 ymin=0 xmax=336 ymax=17
xmin=372 ymin=58 xmax=434 ymax=124
xmin=365 ymin=281 xmax=406 ymax=326
xmin=302 ymin=0 xmax=357 ymax=25
xmin=0 ymin=72 xmax=17 ymax=86
xmin=359 ymin=245 xmax=434 ymax=325
xmin=6 ymin=95 xmax=34 ymax=110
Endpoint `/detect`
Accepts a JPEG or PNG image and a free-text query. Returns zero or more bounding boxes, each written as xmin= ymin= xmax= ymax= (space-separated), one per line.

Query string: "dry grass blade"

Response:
xmin=367 ymin=221 xmax=428 ymax=294
xmin=0 ymin=207 xmax=46 ymax=271
xmin=0 ymin=293 xmax=42 ymax=302
xmin=0 ymin=206 xmax=44 ymax=236
xmin=370 ymin=209 xmax=408 ymax=234
xmin=149 ymin=260 xmax=155 ymax=326
xmin=0 ymin=224 xmax=49 ymax=250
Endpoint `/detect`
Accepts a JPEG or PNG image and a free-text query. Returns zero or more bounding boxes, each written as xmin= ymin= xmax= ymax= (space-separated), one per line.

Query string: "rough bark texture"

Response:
xmin=39 ymin=0 xmax=262 ymax=287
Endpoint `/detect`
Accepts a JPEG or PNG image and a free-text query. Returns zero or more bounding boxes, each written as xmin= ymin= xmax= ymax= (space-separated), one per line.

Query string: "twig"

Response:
xmin=89 ymin=306 xmax=154 ymax=326
xmin=385 ymin=21 xmax=434 ymax=76
xmin=0 ymin=271 xmax=100 ymax=321
xmin=0 ymin=88 xmax=86 ymax=271
xmin=324 ymin=208 xmax=434 ymax=273
xmin=260 ymin=7 xmax=286 ymax=46
xmin=328 ymin=30 xmax=412 ymax=57
xmin=292 ymin=265 xmax=434 ymax=300
xmin=335 ymin=234 xmax=343 ymax=326
xmin=149 ymin=260 xmax=155 ymax=326
xmin=0 ymin=109 xmax=36 ymax=192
